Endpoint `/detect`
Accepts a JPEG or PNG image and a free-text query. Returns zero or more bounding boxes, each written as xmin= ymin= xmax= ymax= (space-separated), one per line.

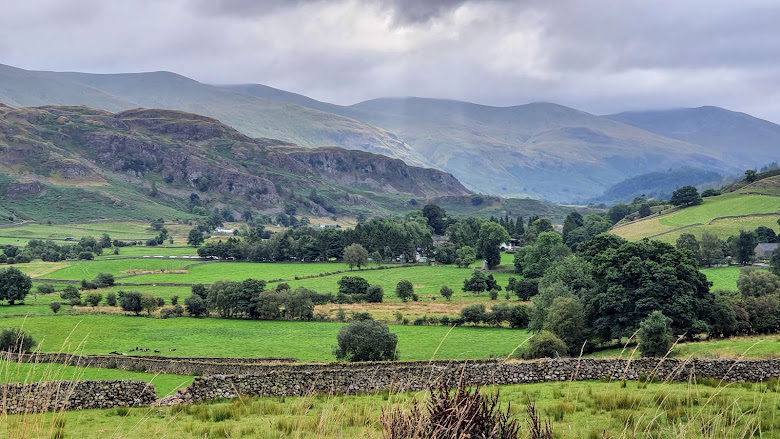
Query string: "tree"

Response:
xmin=607 ymin=204 xmax=632 ymax=224
xmin=670 ymin=185 xmax=702 ymax=207
xmin=395 ymin=280 xmax=415 ymax=302
xmin=507 ymin=278 xmax=539 ymax=301
xmin=60 ymin=285 xmax=81 ymax=300
xmin=520 ymin=331 xmax=568 ymax=359
xmin=733 ymin=230 xmax=758 ymax=265
xmin=700 ymin=232 xmax=725 ymax=267
xmin=638 ymin=311 xmax=673 ymax=357
xmin=637 ymin=204 xmax=652 ymax=218
xmin=433 ymin=242 xmax=457 ymax=265
xmin=543 ymin=297 xmax=587 ymax=355
xmin=187 ymin=228 xmax=205 ymax=247
xmin=455 ymin=246 xmax=476 ymax=268
xmin=140 ymin=294 xmax=159 ymax=316
xmin=562 ymin=212 xmax=584 ymax=242
xmin=460 ymin=304 xmax=486 ymax=325
xmin=440 ymin=285 xmax=454 ymax=300
xmin=582 ymin=239 xmax=712 ymax=341
xmin=184 ymin=294 xmax=208 ymax=317
xmin=515 ymin=232 xmax=570 ymax=279
xmin=708 ymin=292 xmax=739 ymax=338
xmin=49 ymin=301 xmax=62 ymax=313
xmin=508 ymin=305 xmax=529 ymax=329
xmin=338 ymin=276 xmax=370 ymax=296
xmin=343 ymin=243 xmax=369 ymax=270
xmin=119 ymin=291 xmax=143 ymax=316
xmin=755 ymin=226 xmax=777 ymax=243
xmin=701 ymin=189 xmax=721 ymax=197
xmin=0 ymin=328 xmax=36 ymax=353
xmin=106 ymin=292 xmax=117 ymax=307
xmin=93 ymin=273 xmax=115 ymax=288
xmin=370 ymin=250 xmax=383 ymax=266
xmin=737 ymin=268 xmax=780 ymax=297
xmin=366 ymin=285 xmax=384 ymax=303
xmin=422 ymin=203 xmax=447 ymax=235
xmin=463 ymin=271 xmax=488 ymax=295
xmin=333 ymin=320 xmax=398 ymax=362
xmin=676 ymin=233 xmax=700 ymax=262
xmin=0 ymin=267 xmax=32 ymax=305
xmin=85 ymin=292 xmax=102 ymax=307
xmin=745 ymin=169 xmax=757 ymax=183
xmin=529 ymin=282 xmax=575 ymax=331
xmin=477 ymin=222 xmax=509 ymax=270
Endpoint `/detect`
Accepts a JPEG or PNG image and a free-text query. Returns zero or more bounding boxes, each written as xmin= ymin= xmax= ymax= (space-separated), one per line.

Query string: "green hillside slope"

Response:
xmin=611 ymin=177 xmax=780 ymax=243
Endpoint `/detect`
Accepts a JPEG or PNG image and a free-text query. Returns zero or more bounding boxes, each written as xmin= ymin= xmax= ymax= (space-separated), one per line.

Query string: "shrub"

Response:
xmin=170 ymin=295 xmax=179 ymax=306
xmin=85 ymin=292 xmax=103 ymax=307
xmin=156 ymin=297 xmax=165 ymax=307
xmin=460 ymin=304 xmax=485 ymax=325
xmin=520 ymin=331 xmax=568 ymax=359
xmin=0 ymin=328 xmax=36 ymax=353
xmin=639 ymin=311 xmax=673 ymax=357
xmin=440 ymin=285 xmax=453 ymax=300
xmin=366 ymin=285 xmax=384 ymax=303
xmin=395 ymin=280 xmax=415 ymax=302
xmin=60 ymin=285 xmax=80 ymax=300
xmin=508 ymin=305 xmax=530 ymax=329
xmin=69 ymin=297 xmax=82 ymax=306
xmin=49 ymin=302 xmax=61 ymax=313
xmin=80 ymin=279 xmax=98 ymax=290
xmin=184 ymin=294 xmax=208 ymax=317
xmin=78 ymin=252 xmax=94 ymax=260
xmin=350 ymin=311 xmax=373 ymax=321
xmin=333 ymin=320 xmax=398 ymax=362
xmin=93 ymin=273 xmax=115 ymax=288
xmin=37 ymin=284 xmax=55 ymax=295
xmin=489 ymin=289 xmax=498 ymax=300
xmin=105 ymin=292 xmax=117 ymax=307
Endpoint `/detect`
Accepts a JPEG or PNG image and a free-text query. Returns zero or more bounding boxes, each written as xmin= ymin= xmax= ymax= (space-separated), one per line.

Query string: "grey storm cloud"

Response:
xmin=0 ymin=0 xmax=779 ymax=121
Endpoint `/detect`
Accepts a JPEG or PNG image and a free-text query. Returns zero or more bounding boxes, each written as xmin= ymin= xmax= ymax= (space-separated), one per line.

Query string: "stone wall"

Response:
xmin=1 ymin=380 xmax=157 ymax=414
xmin=175 ymin=358 xmax=780 ymax=402
xmin=6 ymin=353 xmax=297 ymax=376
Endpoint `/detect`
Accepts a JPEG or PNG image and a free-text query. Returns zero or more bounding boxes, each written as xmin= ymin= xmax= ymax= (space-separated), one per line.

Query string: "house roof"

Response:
xmin=755 ymin=243 xmax=779 ymax=252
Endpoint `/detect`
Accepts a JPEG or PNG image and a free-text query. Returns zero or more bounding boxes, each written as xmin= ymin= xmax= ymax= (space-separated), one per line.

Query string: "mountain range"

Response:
xmin=2 ymin=63 xmax=780 ymax=204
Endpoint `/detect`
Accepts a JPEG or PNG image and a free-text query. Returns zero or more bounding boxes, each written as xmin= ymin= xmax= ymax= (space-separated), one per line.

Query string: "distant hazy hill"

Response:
xmin=589 ymin=168 xmax=723 ymax=205
xmin=607 ymin=106 xmax=780 ymax=167
xmin=0 ymin=64 xmax=432 ymax=168
xmin=0 ymin=104 xmax=470 ymax=223
xmin=223 ymin=86 xmax=739 ymax=203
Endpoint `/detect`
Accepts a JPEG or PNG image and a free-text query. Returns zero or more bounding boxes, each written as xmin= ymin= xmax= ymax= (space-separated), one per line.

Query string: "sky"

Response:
xmin=2 ymin=0 xmax=779 ymax=122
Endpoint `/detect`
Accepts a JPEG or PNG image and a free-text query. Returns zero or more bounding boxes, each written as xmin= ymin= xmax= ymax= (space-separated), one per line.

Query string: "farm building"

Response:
xmin=754 ymin=243 xmax=779 ymax=260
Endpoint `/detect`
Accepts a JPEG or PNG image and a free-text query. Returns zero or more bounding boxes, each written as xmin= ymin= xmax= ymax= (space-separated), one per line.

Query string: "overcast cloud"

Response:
xmin=1 ymin=0 xmax=779 ymax=121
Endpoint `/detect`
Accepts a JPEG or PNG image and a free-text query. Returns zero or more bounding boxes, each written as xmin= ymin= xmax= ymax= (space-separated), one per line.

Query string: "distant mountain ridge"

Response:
xmin=5 ymin=63 xmax=779 ymax=203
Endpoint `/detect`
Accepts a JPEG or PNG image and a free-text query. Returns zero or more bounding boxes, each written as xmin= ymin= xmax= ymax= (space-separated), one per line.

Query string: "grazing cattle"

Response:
xmin=170 ymin=348 xmax=176 ymax=352
xmin=154 ymin=350 xmax=161 ymax=354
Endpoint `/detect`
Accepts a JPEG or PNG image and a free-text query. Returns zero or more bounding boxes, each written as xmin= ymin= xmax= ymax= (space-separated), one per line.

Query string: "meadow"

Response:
xmin=0 ymin=221 xmax=193 ymax=241
xmin=589 ymin=334 xmax=780 ymax=360
xmin=701 ymin=266 xmax=741 ymax=292
xmin=6 ymin=378 xmax=780 ymax=438
xmin=0 ymin=315 xmax=530 ymax=362
xmin=612 ymin=191 xmax=780 ymax=242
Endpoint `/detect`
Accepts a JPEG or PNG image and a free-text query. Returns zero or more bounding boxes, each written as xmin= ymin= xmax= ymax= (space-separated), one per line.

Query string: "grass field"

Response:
xmin=0 ymin=221 xmax=193 ymax=240
xmin=0 ymin=359 xmax=192 ymax=397
xmin=7 ymin=379 xmax=780 ymax=438
xmin=612 ymin=192 xmax=780 ymax=242
xmin=0 ymin=315 xmax=529 ymax=362
xmin=95 ymin=246 xmax=199 ymax=259
xmin=701 ymin=266 xmax=741 ymax=292
xmin=589 ymin=334 xmax=780 ymax=360
xmin=41 ymin=259 xmax=195 ymax=281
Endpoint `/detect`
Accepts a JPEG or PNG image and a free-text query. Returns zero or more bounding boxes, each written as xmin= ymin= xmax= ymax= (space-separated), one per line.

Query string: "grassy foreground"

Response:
xmin=6 ymin=379 xmax=780 ymax=438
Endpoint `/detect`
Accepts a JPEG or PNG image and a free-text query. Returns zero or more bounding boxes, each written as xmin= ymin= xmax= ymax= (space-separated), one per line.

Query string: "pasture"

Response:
xmin=612 ymin=192 xmax=780 ymax=242
xmin=0 ymin=221 xmax=193 ymax=241
xmin=0 ymin=315 xmax=530 ymax=362
xmin=701 ymin=266 xmax=741 ymax=292
xmin=8 ymin=379 xmax=780 ymax=438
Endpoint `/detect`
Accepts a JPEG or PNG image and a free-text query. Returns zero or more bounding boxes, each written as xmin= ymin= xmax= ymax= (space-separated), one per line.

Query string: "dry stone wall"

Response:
xmin=176 ymin=358 xmax=780 ymax=402
xmin=1 ymin=380 xmax=156 ymax=414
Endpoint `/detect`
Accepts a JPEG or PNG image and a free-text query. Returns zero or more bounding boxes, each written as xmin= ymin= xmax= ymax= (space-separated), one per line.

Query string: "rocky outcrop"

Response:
xmin=5 ymin=180 xmax=45 ymax=199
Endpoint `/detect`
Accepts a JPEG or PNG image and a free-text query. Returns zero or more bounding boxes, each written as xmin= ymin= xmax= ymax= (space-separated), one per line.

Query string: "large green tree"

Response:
xmin=477 ymin=222 xmax=509 ymax=270
xmin=422 ymin=204 xmax=447 ymax=235
xmin=670 ymin=186 xmax=702 ymax=207
xmin=514 ymin=232 xmax=570 ymax=279
xmin=582 ymin=239 xmax=712 ymax=341
xmin=333 ymin=320 xmax=398 ymax=362
xmin=699 ymin=232 xmax=725 ymax=267
xmin=343 ymin=243 xmax=369 ymax=270
xmin=675 ymin=233 xmax=701 ymax=262
xmin=732 ymin=230 xmax=758 ymax=265
xmin=0 ymin=267 xmax=32 ymax=305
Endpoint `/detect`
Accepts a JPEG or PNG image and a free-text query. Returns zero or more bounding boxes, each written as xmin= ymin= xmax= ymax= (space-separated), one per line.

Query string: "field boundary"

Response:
xmin=707 ymin=211 xmax=780 ymax=225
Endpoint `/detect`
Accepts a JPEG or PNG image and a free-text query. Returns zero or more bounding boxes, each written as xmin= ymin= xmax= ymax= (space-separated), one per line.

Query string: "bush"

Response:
xmin=93 ymin=273 xmax=115 ymax=288
xmin=105 ymin=292 xmax=117 ymax=307
xmin=37 ymin=284 xmax=55 ymax=295
xmin=639 ymin=311 xmax=673 ymax=357
xmin=508 ymin=305 xmax=530 ymax=329
xmin=49 ymin=302 xmax=61 ymax=314
xmin=460 ymin=304 xmax=485 ymax=326
xmin=78 ymin=252 xmax=94 ymax=260
xmin=333 ymin=320 xmax=398 ymax=362
xmin=520 ymin=331 xmax=568 ymax=359
xmin=170 ymin=295 xmax=179 ymax=306
xmin=184 ymin=294 xmax=208 ymax=317
xmin=156 ymin=297 xmax=165 ymax=307
xmin=489 ymin=289 xmax=498 ymax=300
xmin=366 ymin=285 xmax=384 ymax=303
xmin=395 ymin=280 xmax=415 ymax=302
xmin=0 ymin=328 xmax=36 ymax=353
xmin=80 ymin=279 xmax=98 ymax=290
xmin=350 ymin=311 xmax=373 ymax=321
xmin=440 ymin=285 xmax=454 ymax=300
xmin=69 ymin=297 xmax=82 ymax=306
xmin=60 ymin=285 xmax=81 ymax=300
xmin=85 ymin=292 xmax=103 ymax=307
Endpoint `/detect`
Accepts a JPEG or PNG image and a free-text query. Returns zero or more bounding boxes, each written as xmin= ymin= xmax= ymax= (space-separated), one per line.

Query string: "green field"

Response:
xmin=0 ymin=221 xmax=192 ymax=240
xmin=701 ymin=266 xmax=741 ymax=292
xmin=0 ymin=315 xmax=529 ymax=362
xmin=94 ymin=246 xmax=198 ymax=259
xmin=0 ymin=360 xmax=192 ymax=397
xmin=41 ymin=259 xmax=195 ymax=281
xmin=612 ymin=191 xmax=780 ymax=242
xmin=7 ymin=379 xmax=780 ymax=438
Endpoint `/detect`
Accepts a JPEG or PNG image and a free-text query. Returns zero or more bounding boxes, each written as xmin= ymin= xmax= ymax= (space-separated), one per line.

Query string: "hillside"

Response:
xmin=222 ymin=86 xmax=739 ymax=202
xmin=0 ymin=103 xmax=472 ymax=223
xmin=0 ymin=64 xmax=432 ymax=168
xmin=589 ymin=168 xmax=723 ymax=204
xmin=607 ymin=106 xmax=780 ymax=168
xmin=610 ymin=175 xmax=780 ymax=243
